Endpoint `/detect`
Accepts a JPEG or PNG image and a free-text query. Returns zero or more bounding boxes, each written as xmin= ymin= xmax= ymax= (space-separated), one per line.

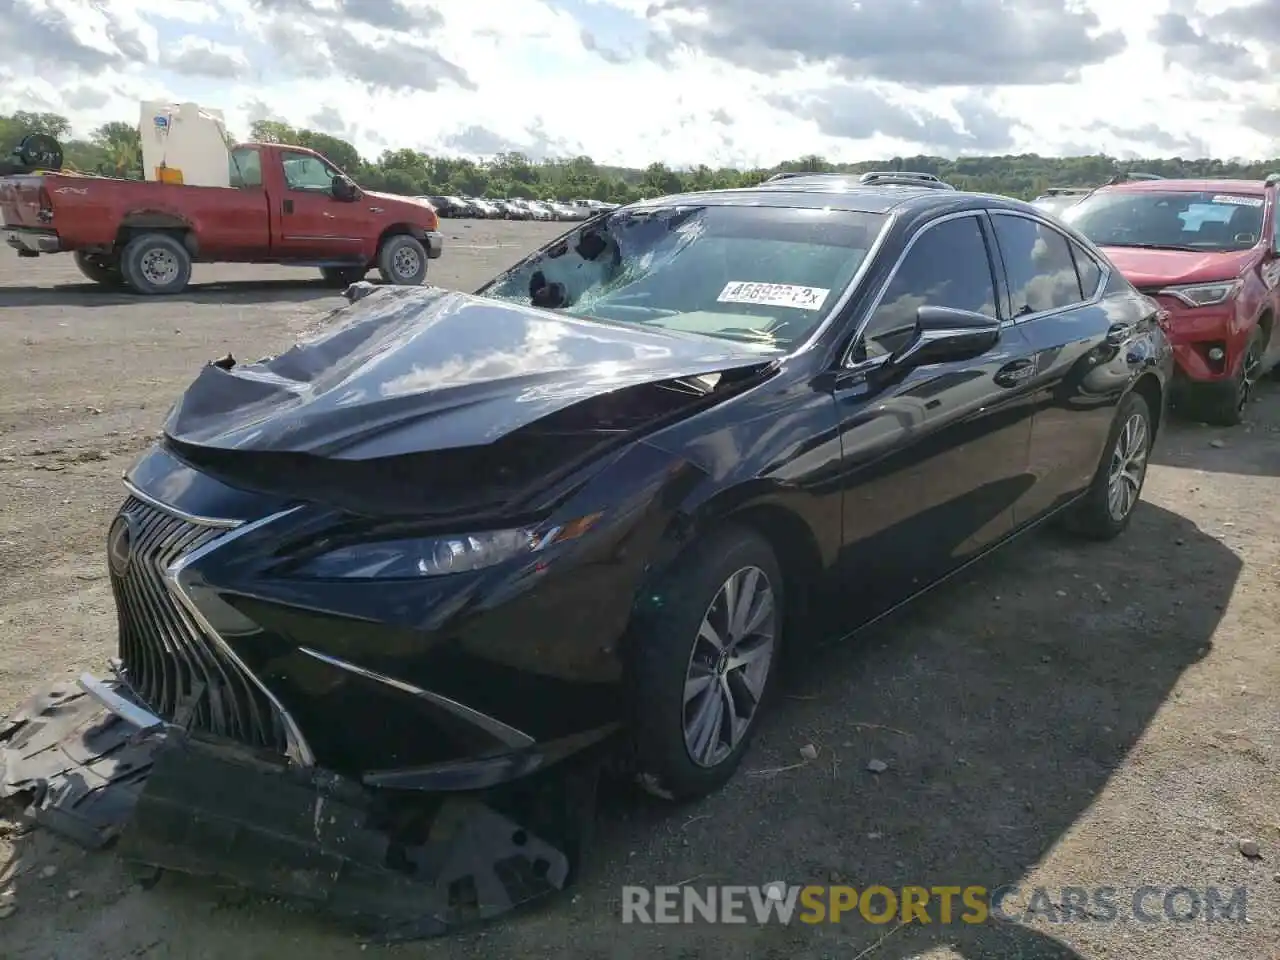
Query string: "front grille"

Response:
xmin=110 ymin=495 xmax=287 ymax=753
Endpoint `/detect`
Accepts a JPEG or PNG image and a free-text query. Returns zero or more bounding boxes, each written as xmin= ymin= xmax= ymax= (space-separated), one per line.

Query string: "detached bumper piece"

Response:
xmin=1 ymin=675 xmax=595 ymax=940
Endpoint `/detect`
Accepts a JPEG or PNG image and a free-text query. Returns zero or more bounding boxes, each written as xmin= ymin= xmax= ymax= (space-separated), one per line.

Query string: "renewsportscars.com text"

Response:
xmin=621 ymin=884 xmax=1250 ymax=925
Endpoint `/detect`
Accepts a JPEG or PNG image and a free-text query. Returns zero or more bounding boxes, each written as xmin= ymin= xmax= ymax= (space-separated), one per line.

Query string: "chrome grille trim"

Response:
xmin=110 ymin=491 xmax=315 ymax=765
xmin=122 ymin=477 xmax=243 ymax=528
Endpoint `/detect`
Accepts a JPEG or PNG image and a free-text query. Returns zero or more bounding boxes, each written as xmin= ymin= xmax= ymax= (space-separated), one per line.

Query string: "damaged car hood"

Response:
xmin=164 ymin=287 xmax=778 ymax=463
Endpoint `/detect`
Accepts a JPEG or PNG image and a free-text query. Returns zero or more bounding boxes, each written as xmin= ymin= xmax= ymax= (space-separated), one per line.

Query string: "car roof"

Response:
xmin=627 ymin=183 xmax=1030 ymax=217
xmin=1096 ymin=178 xmax=1268 ymax=195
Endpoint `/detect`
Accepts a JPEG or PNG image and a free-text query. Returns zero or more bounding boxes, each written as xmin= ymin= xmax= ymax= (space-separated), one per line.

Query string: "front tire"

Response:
xmin=628 ymin=525 xmax=783 ymax=801
xmin=376 ymin=235 xmax=428 ymax=285
xmin=1060 ymin=391 xmax=1153 ymax=541
xmin=73 ymin=251 xmax=124 ymax=287
xmin=119 ymin=232 xmax=192 ymax=295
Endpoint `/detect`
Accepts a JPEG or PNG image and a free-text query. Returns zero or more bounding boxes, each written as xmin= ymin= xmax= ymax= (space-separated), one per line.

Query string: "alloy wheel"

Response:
xmin=1106 ymin=412 xmax=1149 ymax=522
xmin=1236 ymin=339 xmax=1263 ymax=414
xmin=682 ymin=565 xmax=776 ymax=768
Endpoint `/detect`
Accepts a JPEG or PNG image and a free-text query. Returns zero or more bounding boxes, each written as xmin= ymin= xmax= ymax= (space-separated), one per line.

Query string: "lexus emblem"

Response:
xmin=107 ymin=515 xmax=135 ymax=577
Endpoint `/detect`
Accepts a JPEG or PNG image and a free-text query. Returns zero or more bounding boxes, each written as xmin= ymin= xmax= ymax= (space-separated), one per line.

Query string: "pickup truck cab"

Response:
xmin=1 ymin=142 xmax=443 ymax=295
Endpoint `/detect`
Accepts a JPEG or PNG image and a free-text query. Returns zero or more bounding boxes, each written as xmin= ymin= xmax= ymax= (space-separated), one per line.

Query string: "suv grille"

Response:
xmin=110 ymin=496 xmax=287 ymax=753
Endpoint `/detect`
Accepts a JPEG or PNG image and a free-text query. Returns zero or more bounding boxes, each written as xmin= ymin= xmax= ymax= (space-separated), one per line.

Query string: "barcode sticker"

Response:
xmin=1212 ymin=194 xmax=1264 ymax=208
xmin=716 ymin=281 xmax=830 ymax=311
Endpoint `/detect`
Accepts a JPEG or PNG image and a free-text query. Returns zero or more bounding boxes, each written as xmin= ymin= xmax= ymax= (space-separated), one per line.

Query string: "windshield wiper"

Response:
xmin=1101 ymin=242 xmax=1202 ymax=252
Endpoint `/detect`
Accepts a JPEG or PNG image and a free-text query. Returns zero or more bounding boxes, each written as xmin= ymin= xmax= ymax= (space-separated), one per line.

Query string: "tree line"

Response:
xmin=5 ymin=109 xmax=1279 ymax=204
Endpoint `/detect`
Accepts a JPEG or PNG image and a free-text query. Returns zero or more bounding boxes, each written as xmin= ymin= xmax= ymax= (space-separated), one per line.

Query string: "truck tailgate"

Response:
xmin=0 ymin=176 xmax=49 ymax=229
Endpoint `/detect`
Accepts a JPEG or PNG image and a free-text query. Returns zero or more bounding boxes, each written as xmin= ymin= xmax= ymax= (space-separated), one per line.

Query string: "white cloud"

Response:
xmin=0 ymin=0 xmax=1276 ymax=166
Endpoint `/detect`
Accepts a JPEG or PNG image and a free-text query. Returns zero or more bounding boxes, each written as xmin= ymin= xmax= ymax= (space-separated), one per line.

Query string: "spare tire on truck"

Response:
xmin=119 ymin=232 xmax=193 ymax=295
xmin=73 ymin=251 xmax=125 ymax=287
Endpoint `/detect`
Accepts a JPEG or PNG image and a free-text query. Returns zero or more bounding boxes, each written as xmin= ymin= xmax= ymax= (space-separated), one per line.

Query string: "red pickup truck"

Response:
xmin=0 ymin=142 xmax=443 ymax=295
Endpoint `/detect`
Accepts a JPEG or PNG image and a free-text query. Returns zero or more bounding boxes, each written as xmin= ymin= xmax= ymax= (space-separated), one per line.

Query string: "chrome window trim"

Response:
xmin=839 ymin=210 xmax=994 ymax=369
xmin=162 ymin=504 xmax=317 ymax=767
xmin=122 ymin=476 xmax=243 ymax=528
xmin=986 ymin=208 xmax=1111 ymax=312
xmin=298 ymin=646 xmax=537 ymax=751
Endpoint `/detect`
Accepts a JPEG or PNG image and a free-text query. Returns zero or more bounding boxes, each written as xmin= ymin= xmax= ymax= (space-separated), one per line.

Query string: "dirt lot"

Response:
xmin=1 ymin=220 xmax=1278 ymax=960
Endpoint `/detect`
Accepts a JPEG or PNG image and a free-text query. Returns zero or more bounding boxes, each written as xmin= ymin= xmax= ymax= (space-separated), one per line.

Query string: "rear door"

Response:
xmin=986 ymin=210 xmax=1145 ymax=522
xmin=832 ymin=212 xmax=1039 ymax=622
xmin=273 ymin=149 xmax=368 ymax=261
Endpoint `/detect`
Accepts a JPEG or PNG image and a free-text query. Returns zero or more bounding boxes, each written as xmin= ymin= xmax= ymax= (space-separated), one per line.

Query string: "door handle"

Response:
xmin=993 ymin=358 xmax=1036 ymax=388
xmin=282 ymin=199 xmax=294 ymax=215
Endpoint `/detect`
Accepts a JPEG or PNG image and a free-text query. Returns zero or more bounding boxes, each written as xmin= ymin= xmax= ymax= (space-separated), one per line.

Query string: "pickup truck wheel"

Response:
xmin=377 ymin=235 xmax=428 ymax=286
xmin=120 ymin=233 xmax=192 ymax=295
xmin=320 ymin=266 xmax=367 ymax=287
xmin=73 ymin=251 xmax=124 ymax=287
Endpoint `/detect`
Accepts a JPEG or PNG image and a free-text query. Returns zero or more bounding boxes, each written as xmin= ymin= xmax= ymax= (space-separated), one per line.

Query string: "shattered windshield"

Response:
xmin=1062 ymin=190 xmax=1266 ymax=252
xmin=478 ymin=205 xmax=886 ymax=350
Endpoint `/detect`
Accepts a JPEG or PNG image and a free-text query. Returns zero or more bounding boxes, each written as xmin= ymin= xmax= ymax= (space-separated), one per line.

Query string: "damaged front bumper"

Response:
xmin=0 ymin=673 xmax=597 ymax=940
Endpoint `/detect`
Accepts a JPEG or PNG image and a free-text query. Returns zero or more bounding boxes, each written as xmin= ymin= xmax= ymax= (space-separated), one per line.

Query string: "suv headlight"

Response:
xmin=1156 ymin=280 xmax=1241 ymax=307
xmin=295 ymin=515 xmax=601 ymax=579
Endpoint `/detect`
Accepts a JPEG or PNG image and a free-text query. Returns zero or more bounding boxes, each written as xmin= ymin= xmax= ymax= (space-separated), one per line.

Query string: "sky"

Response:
xmin=1 ymin=0 xmax=1278 ymax=169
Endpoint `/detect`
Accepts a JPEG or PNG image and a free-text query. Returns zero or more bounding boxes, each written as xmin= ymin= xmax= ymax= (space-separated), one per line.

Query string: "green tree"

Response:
xmin=91 ymin=121 xmax=142 ymax=177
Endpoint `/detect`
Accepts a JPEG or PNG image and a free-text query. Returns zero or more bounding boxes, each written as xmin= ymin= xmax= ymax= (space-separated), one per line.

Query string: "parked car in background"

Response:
xmin=1031 ymin=187 xmax=1094 ymax=218
xmin=0 ymin=141 xmax=443 ymax=294
xmin=549 ymin=202 xmax=589 ymax=221
xmin=1061 ymin=175 xmax=1280 ymax=425
xmin=498 ymin=199 xmax=532 ymax=220
xmin=472 ymin=198 xmax=504 ymax=219
xmin=523 ymin=200 xmax=556 ymax=220
xmin=424 ymin=195 xmax=464 ymax=218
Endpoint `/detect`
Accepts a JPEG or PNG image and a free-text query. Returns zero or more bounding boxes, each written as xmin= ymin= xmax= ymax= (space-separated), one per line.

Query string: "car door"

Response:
xmin=274 ymin=149 xmax=367 ymax=261
xmin=1265 ymin=194 xmax=1280 ymax=369
xmin=831 ymin=212 xmax=1040 ymax=622
xmin=986 ymin=210 xmax=1143 ymax=522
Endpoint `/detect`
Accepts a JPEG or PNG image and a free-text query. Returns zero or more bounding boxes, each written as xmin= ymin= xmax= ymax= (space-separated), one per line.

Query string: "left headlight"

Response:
xmin=295 ymin=516 xmax=601 ymax=579
xmin=1156 ymin=280 xmax=1241 ymax=308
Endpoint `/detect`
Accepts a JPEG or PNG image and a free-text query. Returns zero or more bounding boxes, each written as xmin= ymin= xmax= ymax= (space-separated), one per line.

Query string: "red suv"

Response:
xmin=1062 ymin=176 xmax=1280 ymax=425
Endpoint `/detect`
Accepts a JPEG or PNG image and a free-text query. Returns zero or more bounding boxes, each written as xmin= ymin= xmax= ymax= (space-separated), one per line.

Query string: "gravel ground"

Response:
xmin=1 ymin=220 xmax=1278 ymax=960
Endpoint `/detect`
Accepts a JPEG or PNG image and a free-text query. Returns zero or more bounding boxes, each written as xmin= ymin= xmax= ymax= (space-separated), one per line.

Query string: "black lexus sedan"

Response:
xmin=95 ymin=181 xmax=1172 ymax=803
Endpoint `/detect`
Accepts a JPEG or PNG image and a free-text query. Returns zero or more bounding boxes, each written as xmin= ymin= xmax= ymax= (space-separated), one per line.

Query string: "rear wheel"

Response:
xmin=119 ymin=232 xmax=192 ymax=295
xmin=1060 ymin=392 xmax=1153 ymax=541
xmin=320 ymin=266 xmax=367 ymax=287
xmin=376 ymin=235 xmax=428 ymax=285
xmin=1200 ymin=327 xmax=1265 ymax=426
xmin=628 ymin=525 xmax=783 ymax=801
xmin=73 ymin=251 xmax=124 ymax=287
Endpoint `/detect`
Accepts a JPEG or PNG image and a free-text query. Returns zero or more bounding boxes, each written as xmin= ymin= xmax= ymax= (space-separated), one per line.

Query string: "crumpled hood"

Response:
xmin=1100 ymin=246 xmax=1255 ymax=288
xmin=163 ymin=286 xmax=778 ymax=462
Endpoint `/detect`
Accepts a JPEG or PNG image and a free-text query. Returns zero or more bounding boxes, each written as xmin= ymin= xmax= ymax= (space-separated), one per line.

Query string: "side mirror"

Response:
xmin=331 ymin=176 xmax=359 ymax=201
xmin=890 ymin=305 xmax=1001 ymax=369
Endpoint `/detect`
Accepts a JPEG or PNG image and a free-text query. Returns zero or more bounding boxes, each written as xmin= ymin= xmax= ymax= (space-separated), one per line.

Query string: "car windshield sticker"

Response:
xmin=1212 ymin=194 xmax=1264 ymax=208
xmin=716 ymin=281 xmax=830 ymax=311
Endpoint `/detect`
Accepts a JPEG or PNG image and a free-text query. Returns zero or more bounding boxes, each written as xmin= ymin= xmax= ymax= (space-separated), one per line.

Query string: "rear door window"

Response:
xmin=1070 ymin=241 xmax=1102 ymax=299
xmin=992 ymin=214 xmax=1084 ymax=316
